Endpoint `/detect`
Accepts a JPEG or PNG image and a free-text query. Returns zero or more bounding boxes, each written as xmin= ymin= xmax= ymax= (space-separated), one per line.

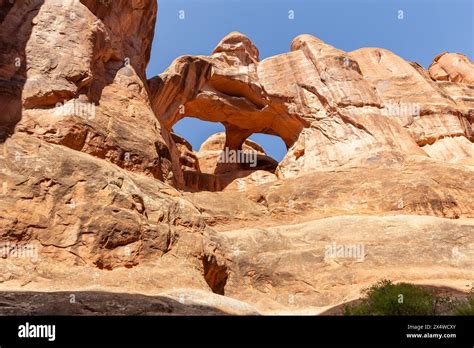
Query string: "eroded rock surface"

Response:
xmin=0 ymin=133 xmax=204 ymax=270
xmin=1 ymin=0 xmax=174 ymax=185
xmin=213 ymin=215 xmax=474 ymax=313
xmin=429 ymin=52 xmax=474 ymax=84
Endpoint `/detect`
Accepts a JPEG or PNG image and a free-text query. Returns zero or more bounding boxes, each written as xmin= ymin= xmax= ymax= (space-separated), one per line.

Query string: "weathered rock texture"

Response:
xmin=212 ymin=215 xmax=474 ymax=312
xmin=0 ymin=1 xmax=473 ymax=315
xmin=0 ymin=133 xmax=204 ymax=270
xmin=429 ymin=52 xmax=474 ymax=84
xmin=351 ymin=48 xmax=473 ymax=163
xmin=1 ymin=0 xmax=174 ymax=184
xmin=149 ymin=33 xmax=473 ymax=185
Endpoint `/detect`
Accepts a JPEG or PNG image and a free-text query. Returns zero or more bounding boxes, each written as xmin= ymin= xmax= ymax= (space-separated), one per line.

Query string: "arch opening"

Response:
xmin=171 ymin=116 xmax=290 ymax=192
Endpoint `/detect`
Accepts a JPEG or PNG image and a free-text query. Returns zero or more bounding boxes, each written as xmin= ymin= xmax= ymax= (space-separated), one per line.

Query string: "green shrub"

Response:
xmin=344 ymin=280 xmax=437 ymax=316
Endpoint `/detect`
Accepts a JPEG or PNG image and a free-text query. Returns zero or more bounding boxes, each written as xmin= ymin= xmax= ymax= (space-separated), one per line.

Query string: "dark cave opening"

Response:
xmin=202 ymin=254 xmax=229 ymax=296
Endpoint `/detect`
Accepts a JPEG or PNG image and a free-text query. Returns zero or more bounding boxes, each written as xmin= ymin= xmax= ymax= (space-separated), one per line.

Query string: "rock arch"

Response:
xmin=148 ymin=32 xmax=309 ymax=154
xmin=149 ymin=32 xmax=474 ymax=189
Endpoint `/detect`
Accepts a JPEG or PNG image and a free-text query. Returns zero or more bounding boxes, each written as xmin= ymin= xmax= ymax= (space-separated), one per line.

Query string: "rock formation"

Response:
xmin=429 ymin=52 xmax=474 ymax=84
xmin=1 ymin=0 xmax=174 ymax=184
xmin=150 ymin=32 xmax=473 ymax=185
xmin=0 ymin=1 xmax=472 ymax=314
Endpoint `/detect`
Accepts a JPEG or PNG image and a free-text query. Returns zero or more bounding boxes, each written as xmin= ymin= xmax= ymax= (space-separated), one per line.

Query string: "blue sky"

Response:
xmin=147 ymin=0 xmax=473 ymax=161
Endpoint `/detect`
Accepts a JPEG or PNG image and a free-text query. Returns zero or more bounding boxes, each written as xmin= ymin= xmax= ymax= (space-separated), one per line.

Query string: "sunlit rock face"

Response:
xmin=149 ymin=32 xmax=473 ymax=181
xmin=429 ymin=52 xmax=474 ymax=84
xmin=0 ymin=0 xmax=472 ymax=315
xmin=1 ymin=0 xmax=174 ymax=185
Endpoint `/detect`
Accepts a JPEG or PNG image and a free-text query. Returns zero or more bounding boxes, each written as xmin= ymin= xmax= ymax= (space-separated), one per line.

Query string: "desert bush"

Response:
xmin=344 ymin=280 xmax=437 ymax=315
